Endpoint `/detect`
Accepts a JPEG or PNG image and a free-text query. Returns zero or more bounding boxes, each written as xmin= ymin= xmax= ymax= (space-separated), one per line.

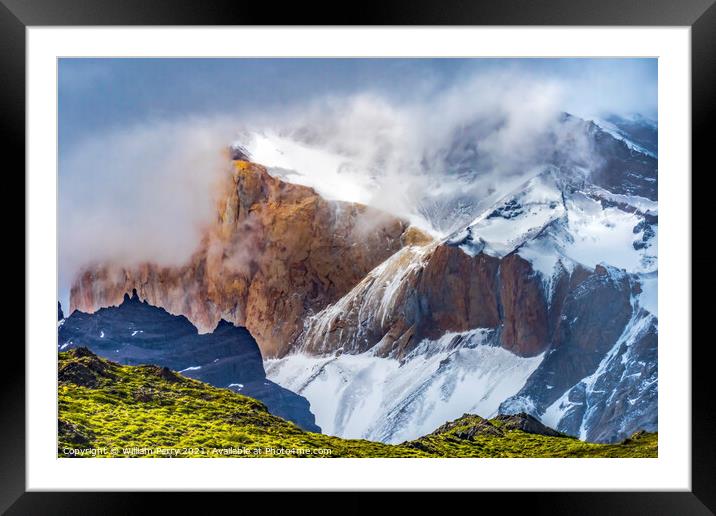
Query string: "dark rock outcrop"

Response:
xmin=428 ymin=412 xmax=565 ymax=440
xmin=58 ymin=290 xmax=320 ymax=432
xmin=58 ymin=347 xmax=115 ymax=388
xmin=493 ymin=413 xmax=564 ymax=437
xmin=431 ymin=414 xmax=505 ymax=439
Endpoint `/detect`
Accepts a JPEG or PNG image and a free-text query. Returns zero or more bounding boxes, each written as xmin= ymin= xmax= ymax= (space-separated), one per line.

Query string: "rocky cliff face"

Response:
xmin=59 ymin=289 xmax=320 ymax=432
xmin=297 ymin=242 xmax=558 ymax=359
xmin=295 ymin=236 xmax=640 ymax=362
xmin=271 ymin=156 xmax=657 ymax=444
xmin=70 ymin=160 xmax=418 ymax=357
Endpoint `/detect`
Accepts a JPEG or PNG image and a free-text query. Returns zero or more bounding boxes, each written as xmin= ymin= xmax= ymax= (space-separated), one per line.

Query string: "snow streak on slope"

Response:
xmin=266 ymin=329 xmax=543 ymax=443
xmin=447 ymin=169 xmax=567 ymax=257
xmin=592 ymin=116 xmax=658 ymax=158
xmin=541 ymin=308 xmax=657 ymax=442
xmin=298 ymin=242 xmax=436 ymax=355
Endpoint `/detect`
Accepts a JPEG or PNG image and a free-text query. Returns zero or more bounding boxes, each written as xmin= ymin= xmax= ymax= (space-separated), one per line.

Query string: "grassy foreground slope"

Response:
xmin=58 ymin=348 xmax=657 ymax=458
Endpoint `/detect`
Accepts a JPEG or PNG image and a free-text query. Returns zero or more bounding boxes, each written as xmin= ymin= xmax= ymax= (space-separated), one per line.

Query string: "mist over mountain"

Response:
xmin=59 ymin=58 xmax=657 ymax=447
xmin=58 ymin=60 xmax=656 ymax=308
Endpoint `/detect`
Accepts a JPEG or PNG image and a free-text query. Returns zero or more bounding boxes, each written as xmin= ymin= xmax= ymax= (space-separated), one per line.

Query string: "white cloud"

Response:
xmin=58 ymin=116 xmax=236 ymax=303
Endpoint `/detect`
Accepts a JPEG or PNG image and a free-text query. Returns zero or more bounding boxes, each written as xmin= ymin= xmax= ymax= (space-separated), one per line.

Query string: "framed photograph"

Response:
xmin=7 ymin=0 xmax=713 ymax=512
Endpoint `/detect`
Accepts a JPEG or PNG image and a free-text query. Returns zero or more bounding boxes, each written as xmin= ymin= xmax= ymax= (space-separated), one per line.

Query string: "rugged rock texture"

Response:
xmin=561 ymin=313 xmax=657 ymax=443
xmin=493 ymin=413 xmax=564 ymax=437
xmin=498 ymin=254 xmax=550 ymax=356
xmin=417 ymin=244 xmax=502 ymax=338
xmin=499 ymin=266 xmax=656 ymax=443
xmin=299 ymin=242 xmax=505 ymax=357
xmin=588 ymin=121 xmax=658 ymax=200
xmin=427 ymin=413 xmax=563 ymax=440
xmin=297 ymin=242 xmax=583 ymax=359
xmin=507 ymin=265 xmax=636 ymax=410
xmin=59 ymin=289 xmax=320 ymax=431
xmin=70 ymin=160 xmax=416 ymax=357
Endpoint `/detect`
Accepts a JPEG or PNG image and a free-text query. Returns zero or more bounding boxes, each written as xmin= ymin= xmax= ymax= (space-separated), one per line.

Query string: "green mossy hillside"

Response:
xmin=58 ymin=348 xmax=657 ymax=458
xmin=405 ymin=414 xmax=657 ymax=458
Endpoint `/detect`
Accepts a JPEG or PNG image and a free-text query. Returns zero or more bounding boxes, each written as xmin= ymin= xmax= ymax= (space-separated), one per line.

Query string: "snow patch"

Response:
xmin=456 ymin=170 xmax=565 ymax=258
xmin=561 ymin=193 xmax=654 ymax=273
xmin=637 ymin=273 xmax=658 ymax=317
xmin=267 ymin=329 xmax=543 ymax=443
xmin=241 ymin=131 xmax=377 ymax=207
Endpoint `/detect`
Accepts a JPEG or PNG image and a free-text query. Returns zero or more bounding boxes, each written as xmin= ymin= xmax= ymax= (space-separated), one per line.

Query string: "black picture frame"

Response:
xmin=4 ymin=0 xmax=713 ymax=512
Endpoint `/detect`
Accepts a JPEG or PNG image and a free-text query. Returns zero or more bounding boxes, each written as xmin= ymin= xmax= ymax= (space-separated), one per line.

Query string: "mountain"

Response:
xmin=593 ymin=114 xmax=657 ymax=159
xmin=58 ymin=290 xmax=319 ymax=432
xmin=265 ymin=118 xmax=657 ymax=444
xmin=70 ymin=160 xmax=422 ymax=357
xmin=58 ymin=348 xmax=657 ymax=457
xmin=67 ymin=112 xmax=657 ymax=445
xmin=267 ymin=163 xmax=656 ymax=443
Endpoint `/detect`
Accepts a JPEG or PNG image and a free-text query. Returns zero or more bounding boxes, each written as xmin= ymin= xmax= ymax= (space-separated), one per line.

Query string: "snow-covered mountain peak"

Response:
xmin=446 ymin=167 xmax=569 ymax=258
xmin=442 ymin=156 xmax=657 ymax=284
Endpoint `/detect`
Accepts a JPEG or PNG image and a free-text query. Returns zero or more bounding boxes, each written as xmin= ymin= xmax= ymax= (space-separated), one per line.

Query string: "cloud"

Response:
xmin=58 ymin=61 xmax=654 ymax=305
xmin=58 ymin=116 xmax=236 ymax=304
xmin=239 ymin=68 xmax=598 ymax=233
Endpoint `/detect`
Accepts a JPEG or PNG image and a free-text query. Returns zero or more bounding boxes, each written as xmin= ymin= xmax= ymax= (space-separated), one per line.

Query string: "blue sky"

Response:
xmin=59 ymin=58 xmax=657 ymax=156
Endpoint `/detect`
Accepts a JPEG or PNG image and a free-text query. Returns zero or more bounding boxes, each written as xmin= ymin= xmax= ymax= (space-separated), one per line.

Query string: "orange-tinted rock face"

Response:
xmin=417 ymin=244 xmax=502 ymax=339
xmin=70 ymin=160 xmax=412 ymax=357
xmin=296 ymin=242 xmax=556 ymax=359
xmin=498 ymin=254 xmax=550 ymax=356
